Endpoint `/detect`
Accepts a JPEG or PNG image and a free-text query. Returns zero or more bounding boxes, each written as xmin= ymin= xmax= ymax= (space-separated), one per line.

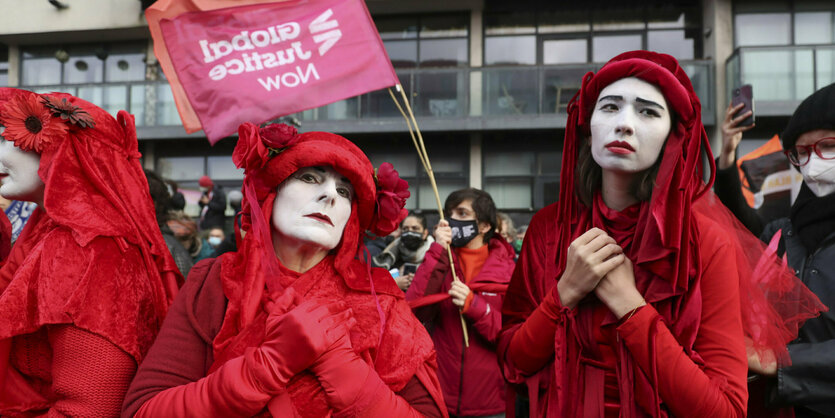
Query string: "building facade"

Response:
xmin=1 ymin=0 xmax=832 ymax=225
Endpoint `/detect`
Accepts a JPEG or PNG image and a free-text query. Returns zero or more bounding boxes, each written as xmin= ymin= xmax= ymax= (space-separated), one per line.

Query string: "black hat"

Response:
xmin=781 ymin=83 xmax=835 ymax=152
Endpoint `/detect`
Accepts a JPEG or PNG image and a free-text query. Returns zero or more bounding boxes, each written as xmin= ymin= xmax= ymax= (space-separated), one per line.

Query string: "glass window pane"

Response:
xmin=158 ymin=157 xmax=204 ymax=181
xmin=542 ymin=39 xmax=588 ymax=64
xmin=485 ymin=12 xmax=536 ymax=35
xmin=419 ymin=39 xmax=468 ymax=67
xmin=537 ymin=10 xmax=590 ymax=33
xmin=106 ymin=45 xmax=146 ymax=82
xmin=485 ymin=36 xmax=536 ymax=66
xmin=795 ymin=12 xmax=833 ymax=45
xmin=543 ymin=67 xmax=586 ymax=114
xmin=741 ymin=49 xmax=814 ymax=101
xmin=484 ymin=152 xmax=534 ymax=176
xmin=817 ymin=49 xmax=835 ymax=90
xmin=735 ymin=13 xmax=791 ymax=46
xmin=376 ymin=16 xmax=418 ymax=40
xmin=21 ymin=49 xmax=62 ymax=86
xmin=483 ymin=68 xmax=538 ymax=115
xmin=592 ymin=7 xmax=645 ymax=31
xmin=207 ymin=156 xmax=243 ymax=180
xmin=415 ymin=72 xmax=465 ymax=117
xmin=539 ymin=152 xmax=561 ymax=174
xmin=484 ymin=179 xmax=532 ymax=209
xmin=419 ymin=180 xmax=467 ymax=210
xmin=420 ymin=15 xmax=468 ymax=38
xmin=368 ymin=154 xmax=418 ymax=177
xmin=592 ymin=34 xmax=642 ymax=63
xmin=64 ymin=46 xmax=104 ymax=84
xmin=422 ymin=155 xmax=464 ymax=174
xmin=384 ymin=40 xmax=418 ymax=68
xmin=647 ymin=30 xmax=694 ymax=60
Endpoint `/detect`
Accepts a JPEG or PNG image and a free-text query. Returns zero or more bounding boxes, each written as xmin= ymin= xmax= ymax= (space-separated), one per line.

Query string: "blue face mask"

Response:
xmin=208 ymin=236 xmax=223 ymax=247
xmin=448 ymin=218 xmax=479 ymax=247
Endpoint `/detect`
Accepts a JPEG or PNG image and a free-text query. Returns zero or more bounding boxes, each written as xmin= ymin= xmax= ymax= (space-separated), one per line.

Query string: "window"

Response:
xmin=365 ymin=136 xmax=468 ymax=211
xmin=20 ymin=42 xmax=147 ymax=86
xmin=483 ymin=135 xmax=562 ymax=210
xmin=484 ymin=4 xmax=702 ymax=65
xmin=375 ymin=14 xmax=469 ymax=68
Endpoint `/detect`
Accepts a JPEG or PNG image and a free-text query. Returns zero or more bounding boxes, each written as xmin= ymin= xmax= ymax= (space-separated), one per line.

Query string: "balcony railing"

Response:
xmin=23 ymin=60 xmax=714 ymax=136
xmin=726 ymin=45 xmax=835 ymax=116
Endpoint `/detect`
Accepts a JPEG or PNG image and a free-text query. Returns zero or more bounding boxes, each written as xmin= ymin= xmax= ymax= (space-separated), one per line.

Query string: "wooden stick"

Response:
xmin=388 ymin=84 xmax=469 ymax=347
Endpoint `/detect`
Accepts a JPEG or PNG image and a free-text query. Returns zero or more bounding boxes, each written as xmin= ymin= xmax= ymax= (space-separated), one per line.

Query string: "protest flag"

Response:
xmin=146 ymin=0 xmax=398 ymax=143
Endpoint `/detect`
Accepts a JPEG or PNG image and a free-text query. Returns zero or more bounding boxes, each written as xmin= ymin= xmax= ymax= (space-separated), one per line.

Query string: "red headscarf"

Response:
xmin=209 ymin=123 xmax=427 ymax=402
xmin=0 ymin=89 xmax=181 ymax=381
xmin=548 ymin=51 xmax=824 ymax=416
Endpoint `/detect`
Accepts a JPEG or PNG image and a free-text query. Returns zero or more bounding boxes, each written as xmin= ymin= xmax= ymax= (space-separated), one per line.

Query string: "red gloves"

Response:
xmin=135 ymin=289 xmax=355 ymax=416
xmin=507 ymin=286 xmax=564 ymax=375
xmin=311 ymin=329 xmax=425 ymax=417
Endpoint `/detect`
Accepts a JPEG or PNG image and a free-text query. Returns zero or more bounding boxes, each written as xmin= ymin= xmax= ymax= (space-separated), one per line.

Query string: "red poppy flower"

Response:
xmin=0 ymin=93 xmax=67 ymax=153
xmin=371 ymin=162 xmax=410 ymax=236
xmin=233 ymin=123 xmax=270 ymax=171
xmin=260 ymin=123 xmax=299 ymax=150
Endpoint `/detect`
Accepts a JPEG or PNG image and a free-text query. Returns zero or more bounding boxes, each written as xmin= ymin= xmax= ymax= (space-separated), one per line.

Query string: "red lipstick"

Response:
xmin=305 ymin=212 xmax=333 ymax=226
xmin=605 ymin=141 xmax=635 ymax=154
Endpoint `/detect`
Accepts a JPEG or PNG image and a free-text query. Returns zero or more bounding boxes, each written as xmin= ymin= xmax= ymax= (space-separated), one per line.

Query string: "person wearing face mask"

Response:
xmin=734 ymin=83 xmax=835 ymax=417
xmin=122 ymin=123 xmax=445 ymax=417
xmin=0 ymin=89 xmax=181 ymax=416
xmin=373 ymin=212 xmax=434 ymax=291
xmin=206 ymin=227 xmax=225 ymax=249
xmin=496 ymin=51 xmax=824 ymax=417
xmin=406 ymin=188 xmax=516 ymax=417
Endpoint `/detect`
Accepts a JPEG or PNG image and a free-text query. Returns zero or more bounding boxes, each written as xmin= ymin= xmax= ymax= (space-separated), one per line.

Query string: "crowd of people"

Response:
xmin=1 ymin=50 xmax=834 ymax=417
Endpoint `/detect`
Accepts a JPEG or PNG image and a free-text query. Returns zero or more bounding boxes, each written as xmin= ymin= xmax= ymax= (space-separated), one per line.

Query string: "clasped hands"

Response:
xmin=556 ymin=228 xmax=646 ymax=319
xmin=257 ymin=288 xmax=358 ymax=389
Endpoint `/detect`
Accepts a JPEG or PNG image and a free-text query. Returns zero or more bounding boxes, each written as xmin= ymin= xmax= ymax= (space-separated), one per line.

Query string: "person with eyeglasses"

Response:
xmin=718 ymin=83 xmax=835 ymax=417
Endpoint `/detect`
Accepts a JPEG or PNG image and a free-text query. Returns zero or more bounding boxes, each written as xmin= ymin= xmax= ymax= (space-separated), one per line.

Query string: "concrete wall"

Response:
xmin=703 ymin=0 xmax=734 ymax=153
xmin=0 ymin=0 xmax=146 ymax=44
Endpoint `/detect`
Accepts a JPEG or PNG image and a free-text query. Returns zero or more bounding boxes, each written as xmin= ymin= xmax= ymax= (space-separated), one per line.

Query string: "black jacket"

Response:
xmin=198 ymin=188 xmax=226 ymax=230
xmin=761 ymin=218 xmax=835 ymax=417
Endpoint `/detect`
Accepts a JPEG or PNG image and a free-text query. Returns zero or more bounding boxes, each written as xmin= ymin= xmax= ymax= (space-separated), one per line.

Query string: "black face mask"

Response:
xmin=400 ymin=231 xmax=425 ymax=251
xmin=448 ymin=218 xmax=479 ymax=248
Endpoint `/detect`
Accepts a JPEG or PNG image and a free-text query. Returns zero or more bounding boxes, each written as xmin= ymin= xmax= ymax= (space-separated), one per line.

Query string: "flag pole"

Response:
xmin=388 ymin=85 xmax=469 ymax=347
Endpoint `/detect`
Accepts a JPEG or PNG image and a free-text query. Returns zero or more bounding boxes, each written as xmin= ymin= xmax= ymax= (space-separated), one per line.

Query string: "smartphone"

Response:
xmin=731 ymin=84 xmax=755 ymax=127
xmin=402 ymin=263 xmax=418 ymax=275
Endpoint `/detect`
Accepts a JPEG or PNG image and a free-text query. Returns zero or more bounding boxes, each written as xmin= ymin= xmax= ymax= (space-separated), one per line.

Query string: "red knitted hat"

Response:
xmin=198 ymin=175 xmax=214 ymax=188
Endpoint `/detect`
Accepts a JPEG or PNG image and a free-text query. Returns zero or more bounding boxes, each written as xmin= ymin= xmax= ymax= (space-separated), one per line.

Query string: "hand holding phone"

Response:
xmin=731 ymin=84 xmax=755 ymax=127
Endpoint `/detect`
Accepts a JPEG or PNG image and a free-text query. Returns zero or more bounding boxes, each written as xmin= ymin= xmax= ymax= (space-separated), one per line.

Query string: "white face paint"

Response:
xmin=0 ymin=131 xmax=45 ymax=203
xmin=796 ymin=130 xmax=835 ymax=197
xmin=590 ymin=77 xmax=672 ymax=176
xmin=272 ymin=166 xmax=353 ymax=251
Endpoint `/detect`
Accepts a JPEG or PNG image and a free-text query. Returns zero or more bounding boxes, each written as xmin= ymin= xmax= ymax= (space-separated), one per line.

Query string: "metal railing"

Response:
xmin=726 ymin=45 xmax=835 ymax=111
xmin=22 ymin=59 xmax=714 ymax=131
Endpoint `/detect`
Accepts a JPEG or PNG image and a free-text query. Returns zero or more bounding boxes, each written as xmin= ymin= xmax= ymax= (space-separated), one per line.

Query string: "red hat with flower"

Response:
xmin=0 ymin=88 xmax=180 ymax=364
xmin=231 ymin=121 xmax=409 ymax=292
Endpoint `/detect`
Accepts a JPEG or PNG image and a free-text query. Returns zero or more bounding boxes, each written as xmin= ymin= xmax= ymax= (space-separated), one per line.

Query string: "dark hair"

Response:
xmin=443 ymin=188 xmax=497 ymax=241
xmin=402 ymin=211 xmax=427 ymax=230
xmin=144 ymin=169 xmax=172 ymax=226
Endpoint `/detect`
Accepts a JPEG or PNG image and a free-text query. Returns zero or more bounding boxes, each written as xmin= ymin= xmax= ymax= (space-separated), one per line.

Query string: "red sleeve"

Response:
xmin=498 ymin=206 xmax=557 ymax=384
xmin=462 ymin=291 xmax=503 ymax=343
xmin=121 ymin=260 xmax=219 ymax=417
xmin=48 ymin=325 xmax=137 ymax=417
xmin=394 ymin=374 xmax=444 ymax=417
xmin=405 ymin=243 xmax=448 ymax=324
xmin=616 ymin=232 xmax=748 ymax=417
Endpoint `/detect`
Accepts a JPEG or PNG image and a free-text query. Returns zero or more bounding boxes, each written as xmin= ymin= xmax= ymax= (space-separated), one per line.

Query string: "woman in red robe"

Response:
xmin=122 ymin=122 xmax=446 ymax=416
xmin=497 ymin=51 xmax=824 ymax=417
xmin=0 ymin=88 xmax=181 ymax=416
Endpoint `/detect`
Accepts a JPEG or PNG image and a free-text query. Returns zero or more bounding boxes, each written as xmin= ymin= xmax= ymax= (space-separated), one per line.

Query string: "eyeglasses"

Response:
xmin=784 ymin=137 xmax=835 ymax=167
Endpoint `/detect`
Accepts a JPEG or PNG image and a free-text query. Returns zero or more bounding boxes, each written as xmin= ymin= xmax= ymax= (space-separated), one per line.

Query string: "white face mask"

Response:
xmin=800 ymin=154 xmax=835 ymax=197
xmin=0 ymin=135 xmax=45 ymax=203
xmin=272 ymin=166 xmax=353 ymax=252
xmin=590 ymin=77 xmax=672 ymax=176
xmin=207 ymin=236 xmax=223 ymax=247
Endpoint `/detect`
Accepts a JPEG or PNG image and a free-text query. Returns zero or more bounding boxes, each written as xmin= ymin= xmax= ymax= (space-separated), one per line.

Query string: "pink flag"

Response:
xmin=149 ymin=0 xmax=398 ymax=143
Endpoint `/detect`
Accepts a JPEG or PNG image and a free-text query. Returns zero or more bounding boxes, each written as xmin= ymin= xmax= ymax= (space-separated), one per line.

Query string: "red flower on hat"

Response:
xmin=371 ymin=162 xmax=410 ymax=236
xmin=0 ymin=93 xmax=68 ymax=152
xmin=260 ymin=123 xmax=299 ymax=151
